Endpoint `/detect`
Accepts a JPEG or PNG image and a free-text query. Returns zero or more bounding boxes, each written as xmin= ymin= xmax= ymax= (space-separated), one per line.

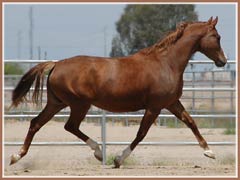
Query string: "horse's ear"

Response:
xmin=211 ymin=16 xmax=218 ymax=27
xmin=177 ymin=22 xmax=187 ymax=29
xmin=207 ymin=16 xmax=213 ymax=24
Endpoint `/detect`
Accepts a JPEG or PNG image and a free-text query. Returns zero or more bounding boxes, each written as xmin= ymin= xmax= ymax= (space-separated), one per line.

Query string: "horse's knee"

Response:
xmin=181 ymin=112 xmax=196 ymax=127
xmin=186 ymin=120 xmax=197 ymax=129
xmin=29 ymin=119 xmax=41 ymax=134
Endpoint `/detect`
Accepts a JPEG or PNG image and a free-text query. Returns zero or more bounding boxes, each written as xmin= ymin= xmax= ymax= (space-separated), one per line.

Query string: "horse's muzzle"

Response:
xmin=215 ymin=49 xmax=227 ymax=67
xmin=215 ymin=60 xmax=226 ymax=67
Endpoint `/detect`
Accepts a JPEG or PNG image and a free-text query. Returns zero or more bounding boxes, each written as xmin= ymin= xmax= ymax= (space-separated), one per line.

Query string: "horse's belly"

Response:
xmin=92 ymin=98 xmax=145 ymax=112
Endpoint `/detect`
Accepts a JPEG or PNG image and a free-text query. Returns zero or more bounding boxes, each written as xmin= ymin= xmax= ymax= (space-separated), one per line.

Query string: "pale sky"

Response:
xmin=3 ymin=3 xmax=237 ymax=60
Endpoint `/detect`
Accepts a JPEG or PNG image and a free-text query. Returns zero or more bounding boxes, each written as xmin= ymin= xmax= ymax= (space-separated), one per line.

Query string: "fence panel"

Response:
xmin=4 ymin=59 xmax=236 ymax=165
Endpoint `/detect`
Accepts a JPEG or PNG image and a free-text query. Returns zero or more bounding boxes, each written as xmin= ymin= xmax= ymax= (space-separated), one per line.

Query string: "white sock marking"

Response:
xmin=86 ymin=138 xmax=98 ymax=150
xmin=119 ymin=146 xmax=132 ymax=164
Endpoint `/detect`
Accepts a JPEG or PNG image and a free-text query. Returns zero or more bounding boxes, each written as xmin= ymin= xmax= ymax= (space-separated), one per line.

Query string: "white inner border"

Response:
xmin=2 ymin=2 xmax=238 ymax=178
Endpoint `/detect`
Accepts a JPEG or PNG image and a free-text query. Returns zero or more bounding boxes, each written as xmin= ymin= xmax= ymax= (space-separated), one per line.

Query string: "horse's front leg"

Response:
xmin=167 ymin=100 xmax=215 ymax=159
xmin=114 ymin=109 xmax=160 ymax=168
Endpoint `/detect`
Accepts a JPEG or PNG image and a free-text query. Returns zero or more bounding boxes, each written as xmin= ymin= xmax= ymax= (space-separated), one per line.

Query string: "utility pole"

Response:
xmin=103 ymin=26 xmax=107 ymax=57
xmin=29 ymin=6 xmax=34 ymax=60
xmin=38 ymin=46 xmax=41 ymax=60
xmin=44 ymin=51 xmax=47 ymax=60
xmin=17 ymin=30 xmax=22 ymax=59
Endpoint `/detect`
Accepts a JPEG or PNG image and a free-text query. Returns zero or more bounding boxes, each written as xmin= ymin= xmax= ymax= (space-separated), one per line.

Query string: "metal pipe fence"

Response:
xmin=3 ymin=87 xmax=236 ymax=91
xmin=3 ymin=114 xmax=236 ymax=118
xmin=5 ymin=141 xmax=235 ymax=146
xmin=4 ymin=59 xmax=237 ymax=165
xmin=3 ymin=59 xmax=237 ymax=64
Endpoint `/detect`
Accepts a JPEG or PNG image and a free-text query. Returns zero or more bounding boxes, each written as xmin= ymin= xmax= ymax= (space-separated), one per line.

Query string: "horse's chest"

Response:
xmin=160 ymin=85 xmax=182 ymax=99
xmin=167 ymin=81 xmax=183 ymax=96
xmin=150 ymin=79 xmax=183 ymax=105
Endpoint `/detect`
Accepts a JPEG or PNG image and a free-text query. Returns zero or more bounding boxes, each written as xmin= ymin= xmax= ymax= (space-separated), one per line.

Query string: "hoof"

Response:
xmin=94 ymin=148 xmax=103 ymax=162
xmin=204 ymin=149 xmax=216 ymax=159
xmin=10 ymin=154 xmax=21 ymax=165
xmin=113 ymin=156 xmax=121 ymax=168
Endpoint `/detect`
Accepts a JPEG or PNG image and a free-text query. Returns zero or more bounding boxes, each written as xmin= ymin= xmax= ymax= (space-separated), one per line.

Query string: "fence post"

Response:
xmin=101 ymin=110 xmax=106 ymax=165
xmin=231 ymin=70 xmax=234 ymax=113
xmin=211 ymin=70 xmax=215 ymax=128
xmin=230 ymin=70 xmax=235 ymax=127
xmin=192 ymin=69 xmax=196 ymax=114
xmin=158 ymin=117 xmax=161 ymax=126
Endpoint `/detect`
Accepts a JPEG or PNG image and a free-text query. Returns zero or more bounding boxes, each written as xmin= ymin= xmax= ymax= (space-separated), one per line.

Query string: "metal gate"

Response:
xmin=4 ymin=59 xmax=237 ymax=165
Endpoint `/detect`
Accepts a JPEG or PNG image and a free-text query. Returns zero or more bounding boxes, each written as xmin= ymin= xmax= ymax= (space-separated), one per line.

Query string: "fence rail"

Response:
xmin=4 ymin=59 xmax=237 ymax=165
xmin=3 ymin=59 xmax=237 ymax=64
xmin=4 ymin=114 xmax=236 ymax=118
xmin=3 ymin=87 xmax=236 ymax=91
xmin=5 ymin=141 xmax=235 ymax=146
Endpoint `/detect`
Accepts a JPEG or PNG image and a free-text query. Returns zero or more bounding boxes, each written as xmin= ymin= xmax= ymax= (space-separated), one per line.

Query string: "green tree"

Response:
xmin=110 ymin=5 xmax=198 ymax=57
xmin=5 ymin=63 xmax=23 ymax=75
xmin=110 ymin=35 xmax=125 ymax=57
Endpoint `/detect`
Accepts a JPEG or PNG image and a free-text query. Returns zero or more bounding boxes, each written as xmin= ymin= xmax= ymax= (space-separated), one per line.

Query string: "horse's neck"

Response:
xmin=165 ymin=34 xmax=201 ymax=74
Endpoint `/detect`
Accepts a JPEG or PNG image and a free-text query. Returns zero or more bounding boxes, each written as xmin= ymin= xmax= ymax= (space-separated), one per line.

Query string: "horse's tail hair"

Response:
xmin=11 ymin=61 xmax=56 ymax=108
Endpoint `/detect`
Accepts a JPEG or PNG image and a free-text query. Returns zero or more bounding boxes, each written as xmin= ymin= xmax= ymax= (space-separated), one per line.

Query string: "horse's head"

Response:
xmin=198 ymin=17 xmax=227 ymax=67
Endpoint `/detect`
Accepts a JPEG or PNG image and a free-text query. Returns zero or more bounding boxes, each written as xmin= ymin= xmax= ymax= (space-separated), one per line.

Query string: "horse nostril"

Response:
xmin=215 ymin=60 xmax=226 ymax=67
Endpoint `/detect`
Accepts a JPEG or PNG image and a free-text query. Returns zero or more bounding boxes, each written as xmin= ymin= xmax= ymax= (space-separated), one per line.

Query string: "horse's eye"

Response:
xmin=212 ymin=34 xmax=220 ymax=41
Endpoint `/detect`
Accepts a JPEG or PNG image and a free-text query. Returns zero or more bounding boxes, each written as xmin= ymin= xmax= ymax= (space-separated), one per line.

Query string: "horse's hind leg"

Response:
xmin=167 ymin=100 xmax=215 ymax=159
xmin=64 ymin=104 xmax=103 ymax=162
xmin=10 ymin=102 xmax=66 ymax=165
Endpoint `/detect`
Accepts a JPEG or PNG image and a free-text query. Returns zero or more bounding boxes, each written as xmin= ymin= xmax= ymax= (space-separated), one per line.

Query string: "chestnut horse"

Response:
xmin=10 ymin=17 xmax=227 ymax=168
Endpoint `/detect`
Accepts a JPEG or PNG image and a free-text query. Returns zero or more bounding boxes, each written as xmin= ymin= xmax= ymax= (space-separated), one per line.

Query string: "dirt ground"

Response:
xmin=3 ymin=120 xmax=236 ymax=177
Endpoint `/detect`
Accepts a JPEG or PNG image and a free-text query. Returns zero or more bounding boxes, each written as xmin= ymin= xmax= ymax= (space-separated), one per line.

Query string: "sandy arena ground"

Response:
xmin=4 ymin=120 xmax=236 ymax=177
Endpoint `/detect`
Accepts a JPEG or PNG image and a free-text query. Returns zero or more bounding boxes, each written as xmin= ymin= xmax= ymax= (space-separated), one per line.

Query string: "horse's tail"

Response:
xmin=11 ymin=61 xmax=56 ymax=107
